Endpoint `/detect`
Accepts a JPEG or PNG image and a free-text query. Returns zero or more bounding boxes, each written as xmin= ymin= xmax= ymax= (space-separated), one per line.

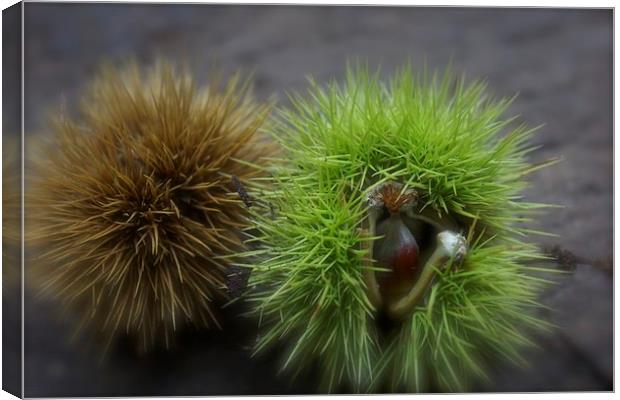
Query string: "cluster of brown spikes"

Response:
xmin=27 ymin=61 xmax=274 ymax=351
xmin=377 ymin=182 xmax=418 ymax=214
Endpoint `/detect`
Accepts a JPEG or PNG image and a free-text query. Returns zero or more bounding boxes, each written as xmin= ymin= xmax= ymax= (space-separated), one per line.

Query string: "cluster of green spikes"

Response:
xmin=239 ymin=64 xmax=555 ymax=392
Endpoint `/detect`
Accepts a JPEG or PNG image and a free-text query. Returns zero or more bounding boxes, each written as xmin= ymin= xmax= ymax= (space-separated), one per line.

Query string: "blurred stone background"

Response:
xmin=16 ymin=3 xmax=612 ymax=396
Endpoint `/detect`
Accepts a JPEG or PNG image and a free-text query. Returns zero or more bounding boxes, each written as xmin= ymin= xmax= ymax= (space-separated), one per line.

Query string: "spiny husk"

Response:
xmin=27 ymin=60 xmax=275 ymax=351
xmin=241 ymin=64 xmax=555 ymax=393
xmin=3 ymin=135 xmax=21 ymax=294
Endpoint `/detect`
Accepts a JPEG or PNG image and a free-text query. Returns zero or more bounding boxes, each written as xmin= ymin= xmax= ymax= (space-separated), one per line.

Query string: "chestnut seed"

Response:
xmin=373 ymin=213 xmax=420 ymax=300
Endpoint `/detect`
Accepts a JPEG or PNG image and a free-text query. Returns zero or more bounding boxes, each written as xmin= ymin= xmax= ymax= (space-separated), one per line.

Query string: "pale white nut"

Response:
xmin=436 ymin=231 xmax=468 ymax=263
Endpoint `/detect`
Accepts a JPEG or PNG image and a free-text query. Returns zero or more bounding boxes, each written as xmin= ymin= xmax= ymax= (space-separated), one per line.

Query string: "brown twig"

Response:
xmin=542 ymin=245 xmax=612 ymax=275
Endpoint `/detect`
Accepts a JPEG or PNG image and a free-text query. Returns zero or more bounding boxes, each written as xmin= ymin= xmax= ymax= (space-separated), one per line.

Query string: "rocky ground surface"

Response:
xmin=11 ymin=4 xmax=612 ymax=396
